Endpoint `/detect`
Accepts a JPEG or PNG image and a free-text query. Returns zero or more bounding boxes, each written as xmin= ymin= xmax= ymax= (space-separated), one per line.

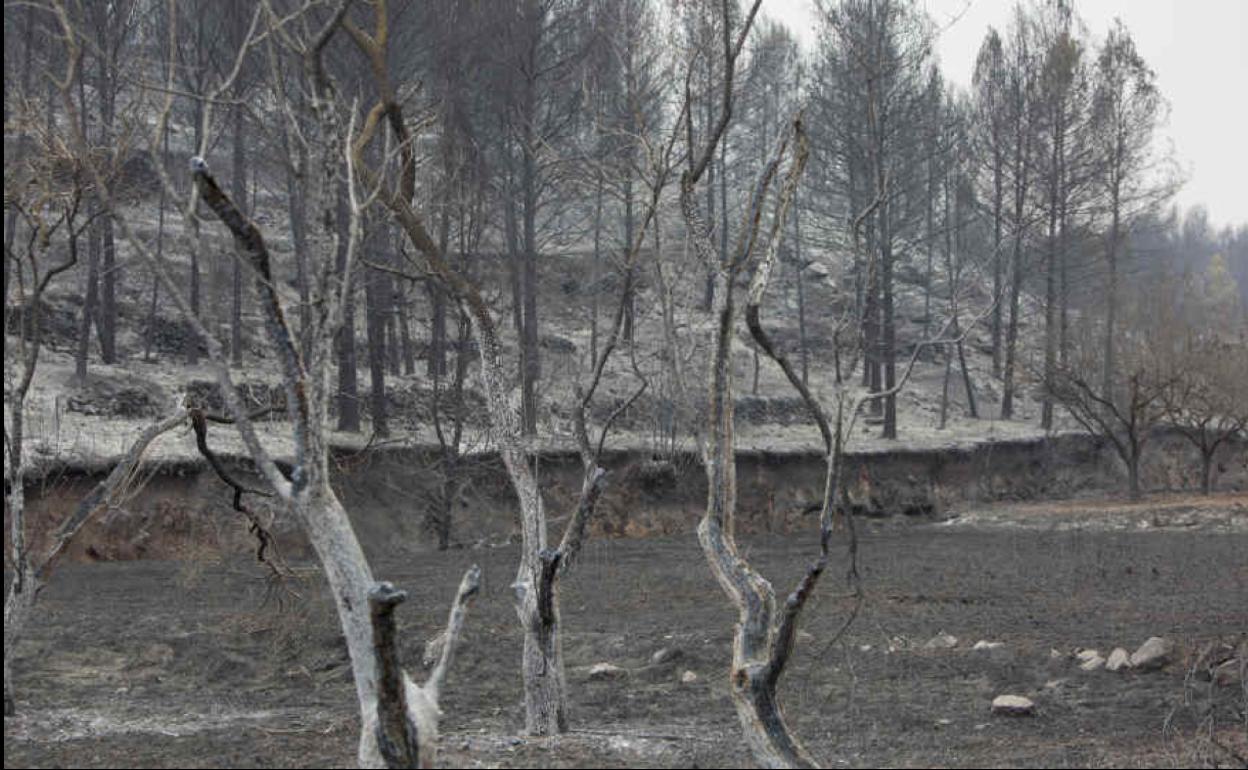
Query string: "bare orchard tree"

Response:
xmin=48 ymin=2 xmax=479 ymax=765
xmin=685 ymin=116 xmax=823 ymax=768
xmin=1048 ymin=307 xmax=1175 ymax=500
xmin=676 ymin=3 xmax=830 ymax=764
xmin=1160 ymin=337 xmax=1248 ymax=495
xmin=677 ymin=7 xmax=992 ymax=764
xmin=342 ymin=0 xmax=669 ymax=735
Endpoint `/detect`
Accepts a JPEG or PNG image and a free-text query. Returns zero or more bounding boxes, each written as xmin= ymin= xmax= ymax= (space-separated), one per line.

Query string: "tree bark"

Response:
xmin=336 ymin=182 xmax=360 ymax=432
xmin=364 ymin=252 xmax=389 ymax=438
xmin=429 ymin=204 xmax=451 ymax=378
xmin=96 ymin=31 xmax=117 ymax=365
xmin=520 ymin=100 xmax=541 ymax=437
xmin=284 ymin=141 xmax=312 ymax=360
xmin=792 ymin=190 xmax=809 ymax=386
xmin=230 ymin=103 xmax=247 ymax=367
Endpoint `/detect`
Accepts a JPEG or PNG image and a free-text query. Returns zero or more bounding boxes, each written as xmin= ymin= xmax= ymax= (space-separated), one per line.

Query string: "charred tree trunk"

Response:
xmin=881 ymin=207 xmax=897 ymax=439
xmin=681 ymin=103 xmax=820 ymax=768
xmin=96 ymin=43 xmax=117 ymax=365
xmin=397 ymin=293 xmax=415 ymax=376
xmin=1000 ymin=236 xmax=1023 ymax=419
xmin=75 ymin=220 xmax=100 ymax=381
xmin=230 ymin=104 xmax=247 ymax=367
xmin=520 ymin=109 xmax=541 ymax=438
xmin=429 ymin=205 xmax=451 ymax=378
xmin=144 ymin=129 xmax=169 ymax=363
xmin=1102 ymin=197 xmax=1121 ymax=403
xmin=364 ymin=244 xmax=389 ymax=438
xmin=792 ymin=191 xmax=809 ymax=386
xmin=284 ymin=139 xmax=312 ymax=360
xmin=991 ymin=153 xmax=1004 ymax=379
xmin=590 ymin=172 xmax=603 ymax=363
xmin=336 ymin=182 xmax=360 ymax=432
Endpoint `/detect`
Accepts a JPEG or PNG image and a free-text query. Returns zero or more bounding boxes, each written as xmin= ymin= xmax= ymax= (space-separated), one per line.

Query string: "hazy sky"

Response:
xmin=765 ymin=0 xmax=1248 ymax=229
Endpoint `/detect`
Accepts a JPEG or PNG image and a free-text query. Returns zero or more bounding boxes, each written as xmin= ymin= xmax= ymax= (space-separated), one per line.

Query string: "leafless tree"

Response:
xmin=41 ymin=2 xmax=482 ymax=763
xmin=3 ymin=93 xmax=186 ymax=716
xmin=343 ymin=0 xmax=662 ymax=737
xmin=1090 ymin=19 xmax=1171 ymax=405
xmin=1161 ymin=340 xmax=1248 ymax=494
xmin=1048 ymin=308 xmax=1175 ymax=500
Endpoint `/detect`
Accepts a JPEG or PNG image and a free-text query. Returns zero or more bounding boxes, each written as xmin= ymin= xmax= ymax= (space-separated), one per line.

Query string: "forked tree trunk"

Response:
xmin=698 ymin=270 xmax=817 ymax=770
xmin=681 ymin=108 xmax=819 ymax=768
xmin=187 ymin=148 xmax=476 ymax=765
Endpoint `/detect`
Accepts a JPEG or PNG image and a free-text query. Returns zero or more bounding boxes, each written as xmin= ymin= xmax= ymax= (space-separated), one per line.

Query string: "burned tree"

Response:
xmin=2 ymin=110 xmax=187 ymax=715
xmin=1048 ymin=308 xmax=1174 ymax=500
xmin=47 ymin=2 xmax=480 ymax=764
xmin=342 ymin=0 xmax=660 ymax=736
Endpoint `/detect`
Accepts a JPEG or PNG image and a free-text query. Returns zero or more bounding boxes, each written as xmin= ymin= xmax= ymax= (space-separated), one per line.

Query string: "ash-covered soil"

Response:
xmin=5 ymin=505 xmax=1246 ymax=769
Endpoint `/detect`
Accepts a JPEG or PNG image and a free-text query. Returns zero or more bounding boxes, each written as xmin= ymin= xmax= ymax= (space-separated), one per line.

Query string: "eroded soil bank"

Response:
xmin=10 ymin=430 xmax=1246 ymax=562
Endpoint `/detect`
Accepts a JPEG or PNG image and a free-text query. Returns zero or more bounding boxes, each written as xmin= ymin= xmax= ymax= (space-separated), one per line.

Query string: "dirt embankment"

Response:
xmin=8 ymin=430 xmax=1246 ymax=563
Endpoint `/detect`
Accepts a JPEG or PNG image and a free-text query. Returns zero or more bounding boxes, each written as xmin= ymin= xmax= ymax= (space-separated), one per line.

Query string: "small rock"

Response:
xmin=859 ymin=644 xmax=873 ymax=652
xmin=1049 ymin=649 xmax=1066 ymax=660
xmin=1106 ymin=648 xmax=1131 ymax=672
xmin=587 ymin=662 xmax=628 ymax=681
xmin=1079 ymin=654 xmax=1105 ymax=671
xmin=991 ymin=695 xmax=1035 ymax=716
xmin=887 ymin=636 xmax=910 ymax=653
xmin=924 ymin=632 xmax=959 ymax=650
xmin=651 ymin=647 xmax=683 ymax=666
xmin=972 ymin=640 xmax=1004 ymax=651
xmin=680 ymin=670 xmax=698 ymax=684
xmin=1129 ymin=637 xmax=1174 ymax=671
xmin=1075 ymin=649 xmax=1101 ymax=663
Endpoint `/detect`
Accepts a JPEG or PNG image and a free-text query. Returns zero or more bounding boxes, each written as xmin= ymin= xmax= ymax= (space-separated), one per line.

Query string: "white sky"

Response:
xmin=765 ymin=0 xmax=1248 ymax=230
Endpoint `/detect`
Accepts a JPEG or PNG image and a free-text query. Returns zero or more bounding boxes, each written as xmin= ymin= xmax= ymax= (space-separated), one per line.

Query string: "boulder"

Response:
xmin=1129 ymin=637 xmax=1174 ymax=671
xmin=991 ymin=695 xmax=1035 ymax=716
xmin=1079 ymin=653 xmax=1106 ymax=672
xmin=1105 ymin=648 xmax=1131 ymax=672
xmin=972 ymin=640 xmax=1004 ymax=651
xmin=680 ymin=670 xmax=698 ymax=684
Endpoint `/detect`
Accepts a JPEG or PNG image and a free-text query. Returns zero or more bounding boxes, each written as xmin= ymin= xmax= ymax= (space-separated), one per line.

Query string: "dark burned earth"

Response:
xmin=4 ymin=493 xmax=1247 ymax=769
